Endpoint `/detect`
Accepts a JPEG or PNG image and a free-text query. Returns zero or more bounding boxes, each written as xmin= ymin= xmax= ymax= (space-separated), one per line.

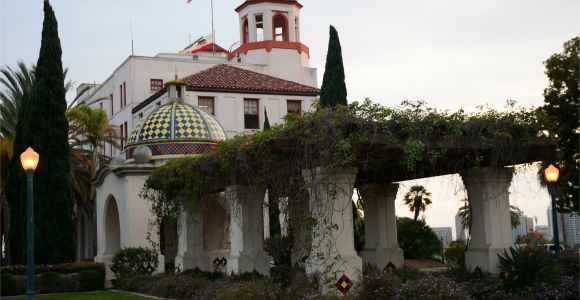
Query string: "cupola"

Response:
xmin=125 ymin=78 xmax=227 ymax=162
xmin=229 ymin=0 xmax=313 ymax=86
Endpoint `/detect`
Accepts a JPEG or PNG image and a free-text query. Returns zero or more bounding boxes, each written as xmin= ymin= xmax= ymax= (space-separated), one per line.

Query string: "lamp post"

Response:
xmin=544 ymin=164 xmax=560 ymax=255
xmin=20 ymin=147 xmax=39 ymax=300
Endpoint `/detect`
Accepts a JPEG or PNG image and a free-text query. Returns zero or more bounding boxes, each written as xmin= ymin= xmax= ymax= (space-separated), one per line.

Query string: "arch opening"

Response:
xmin=273 ymin=14 xmax=289 ymax=41
xmin=104 ymin=196 xmax=121 ymax=256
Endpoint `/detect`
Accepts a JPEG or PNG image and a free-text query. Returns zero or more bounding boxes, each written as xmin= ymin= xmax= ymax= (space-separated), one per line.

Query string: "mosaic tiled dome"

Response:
xmin=126 ymin=102 xmax=226 ymax=160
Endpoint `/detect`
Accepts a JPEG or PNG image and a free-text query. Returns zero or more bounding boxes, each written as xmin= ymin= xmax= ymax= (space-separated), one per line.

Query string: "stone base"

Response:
xmin=361 ymin=247 xmax=404 ymax=270
xmin=465 ymin=247 xmax=508 ymax=274
xmin=175 ymin=253 xmax=210 ymax=272
xmin=306 ymin=254 xmax=362 ymax=295
xmin=227 ymin=254 xmax=272 ymax=275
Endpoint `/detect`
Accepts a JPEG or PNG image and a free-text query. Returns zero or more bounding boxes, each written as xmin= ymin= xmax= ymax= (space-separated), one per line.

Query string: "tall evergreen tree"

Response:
xmin=7 ymin=0 xmax=74 ymax=264
xmin=319 ymin=25 xmax=347 ymax=109
xmin=263 ymin=107 xmax=271 ymax=130
xmin=542 ymin=37 xmax=579 ymax=212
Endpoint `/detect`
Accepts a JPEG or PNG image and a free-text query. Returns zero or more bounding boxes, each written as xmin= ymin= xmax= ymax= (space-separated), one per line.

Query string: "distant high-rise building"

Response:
xmin=513 ymin=211 xmax=534 ymax=242
xmin=568 ymin=213 xmax=580 ymax=248
xmin=547 ymin=207 xmax=564 ymax=242
xmin=455 ymin=213 xmax=466 ymax=241
xmin=432 ymin=227 xmax=453 ymax=249
xmin=535 ymin=225 xmax=551 ymax=240
xmin=547 ymin=207 xmax=580 ymax=248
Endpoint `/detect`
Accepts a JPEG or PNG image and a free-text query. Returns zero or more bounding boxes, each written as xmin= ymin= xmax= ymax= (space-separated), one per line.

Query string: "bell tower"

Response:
xmin=229 ymin=0 xmax=316 ymax=87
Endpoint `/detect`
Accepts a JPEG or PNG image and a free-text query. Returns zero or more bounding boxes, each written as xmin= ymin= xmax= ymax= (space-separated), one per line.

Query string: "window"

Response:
xmin=198 ymin=97 xmax=215 ymax=115
xmin=120 ymin=123 xmax=124 ymax=150
xmin=100 ymin=102 xmax=103 ymax=110
xmin=109 ymin=94 xmax=114 ymax=115
xmin=119 ymin=84 xmax=123 ymax=108
xmin=273 ymin=13 xmax=288 ymax=41
xmin=124 ymin=121 xmax=128 ymax=151
xmin=244 ymin=99 xmax=259 ymax=129
xmin=255 ymin=14 xmax=264 ymax=42
xmin=242 ymin=17 xmax=249 ymax=44
xmin=287 ymin=100 xmax=302 ymax=115
xmin=156 ymin=101 xmax=161 ymax=107
xmin=150 ymin=79 xmax=163 ymax=92
xmin=138 ymin=112 xmax=143 ymax=119
xmin=123 ymin=82 xmax=127 ymax=107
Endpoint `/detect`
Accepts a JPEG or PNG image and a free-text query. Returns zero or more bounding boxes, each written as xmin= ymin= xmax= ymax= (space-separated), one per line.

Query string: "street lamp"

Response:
xmin=20 ymin=147 xmax=39 ymax=300
xmin=544 ymin=164 xmax=560 ymax=255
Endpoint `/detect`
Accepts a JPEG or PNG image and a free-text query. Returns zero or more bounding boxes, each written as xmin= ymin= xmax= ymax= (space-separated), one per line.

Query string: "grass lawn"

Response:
xmin=2 ymin=290 xmax=155 ymax=300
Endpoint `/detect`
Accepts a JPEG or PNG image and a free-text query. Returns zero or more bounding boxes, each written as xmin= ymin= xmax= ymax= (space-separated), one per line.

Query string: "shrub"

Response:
xmin=356 ymin=264 xmax=401 ymax=299
xmin=396 ymin=273 xmax=470 ymax=299
xmin=0 ymin=262 xmax=105 ymax=276
xmin=444 ymin=240 xmax=467 ymax=268
xmin=213 ymin=279 xmax=278 ymax=300
xmin=39 ymin=272 xmax=63 ymax=294
xmin=79 ymin=269 xmax=104 ymax=291
xmin=269 ymin=265 xmax=293 ymax=288
xmin=1 ymin=274 xmax=25 ymax=296
xmin=120 ymin=274 xmax=208 ymax=300
xmin=397 ymin=217 xmax=442 ymax=259
xmin=264 ymin=235 xmax=293 ymax=267
xmin=181 ymin=268 xmax=224 ymax=280
xmin=164 ymin=259 xmax=175 ymax=274
xmin=497 ymin=246 xmax=560 ymax=290
xmin=559 ymin=250 xmax=579 ymax=277
xmin=110 ymin=247 xmax=159 ymax=278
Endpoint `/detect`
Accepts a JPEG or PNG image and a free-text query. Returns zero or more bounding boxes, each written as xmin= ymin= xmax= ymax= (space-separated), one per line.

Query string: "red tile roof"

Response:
xmin=235 ymin=0 xmax=302 ymax=12
xmin=182 ymin=64 xmax=320 ymax=96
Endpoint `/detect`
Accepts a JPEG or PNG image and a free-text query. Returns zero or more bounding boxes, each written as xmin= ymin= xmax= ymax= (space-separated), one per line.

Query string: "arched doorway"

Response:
xmin=104 ymin=196 xmax=121 ymax=256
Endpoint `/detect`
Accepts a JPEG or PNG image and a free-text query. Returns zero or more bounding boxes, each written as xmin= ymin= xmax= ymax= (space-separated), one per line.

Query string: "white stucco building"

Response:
xmin=86 ymin=0 xmax=321 ymax=278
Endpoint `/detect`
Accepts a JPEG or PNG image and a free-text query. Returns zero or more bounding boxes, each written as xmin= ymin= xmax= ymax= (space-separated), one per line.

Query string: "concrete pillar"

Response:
xmin=226 ymin=185 xmax=271 ymax=275
xmin=302 ymin=167 xmax=362 ymax=294
xmin=460 ymin=167 xmax=514 ymax=274
xmin=175 ymin=206 xmax=210 ymax=272
xmin=360 ymin=183 xmax=404 ymax=269
xmin=263 ymin=10 xmax=273 ymax=41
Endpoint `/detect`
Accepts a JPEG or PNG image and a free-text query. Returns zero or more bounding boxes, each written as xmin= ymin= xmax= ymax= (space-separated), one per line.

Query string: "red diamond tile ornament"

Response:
xmin=335 ymin=274 xmax=353 ymax=295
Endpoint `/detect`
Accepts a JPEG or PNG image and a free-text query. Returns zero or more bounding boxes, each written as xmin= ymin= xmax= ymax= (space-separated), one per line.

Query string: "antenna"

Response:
xmin=211 ymin=0 xmax=215 ymax=56
xmin=130 ymin=20 xmax=135 ymax=56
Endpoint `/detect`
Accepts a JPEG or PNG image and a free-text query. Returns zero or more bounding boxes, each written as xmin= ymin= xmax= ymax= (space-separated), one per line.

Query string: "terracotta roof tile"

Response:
xmin=182 ymin=64 xmax=320 ymax=96
xmin=236 ymin=0 xmax=302 ymax=12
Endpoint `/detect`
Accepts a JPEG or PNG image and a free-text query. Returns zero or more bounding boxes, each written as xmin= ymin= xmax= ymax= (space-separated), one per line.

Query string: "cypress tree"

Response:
xmin=319 ymin=25 xmax=347 ymax=109
xmin=7 ymin=0 xmax=74 ymax=264
xmin=263 ymin=107 xmax=271 ymax=130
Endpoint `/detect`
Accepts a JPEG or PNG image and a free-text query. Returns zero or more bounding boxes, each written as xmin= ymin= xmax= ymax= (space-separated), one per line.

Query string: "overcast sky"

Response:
xmin=1 ymin=0 xmax=578 ymax=235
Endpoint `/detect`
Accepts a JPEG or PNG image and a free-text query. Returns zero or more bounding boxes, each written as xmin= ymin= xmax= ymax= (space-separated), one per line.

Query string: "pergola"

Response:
xmin=165 ymin=132 xmax=554 ymax=293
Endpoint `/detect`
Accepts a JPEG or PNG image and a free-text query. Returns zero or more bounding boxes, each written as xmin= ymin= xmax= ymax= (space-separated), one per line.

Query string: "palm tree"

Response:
xmin=458 ymin=198 xmax=521 ymax=239
xmin=0 ymin=62 xmax=78 ymax=138
xmin=0 ymin=61 xmax=35 ymax=138
xmin=67 ymin=104 xmax=121 ymax=197
xmin=403 ymin=185 xmax=432 ymax=221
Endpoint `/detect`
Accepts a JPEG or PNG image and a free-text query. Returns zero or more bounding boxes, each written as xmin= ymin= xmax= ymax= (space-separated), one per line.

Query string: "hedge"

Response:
xmin=1 ymin=261 xmax=105 ymax=276
xmin=0 ymin=262 xmax=106 ymax=296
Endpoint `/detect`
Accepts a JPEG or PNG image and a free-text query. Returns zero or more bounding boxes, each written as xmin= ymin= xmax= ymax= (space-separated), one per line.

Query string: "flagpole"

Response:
xmin=211 ymin=0 xmax=215 ymax=56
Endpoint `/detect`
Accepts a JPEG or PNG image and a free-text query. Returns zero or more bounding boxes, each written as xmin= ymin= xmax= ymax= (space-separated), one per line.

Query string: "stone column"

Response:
xmin=302 ymin=167 xmax=362 ymax=294
xmin=460 ymin=167 xmax=514 ymax=274
xmin=226 ymin=185 xmax=271 ymax=275
xmin=175 ymin=206 xmax=210 ymax=272
xmin=360 ymin=183 xmax=404 ymax=269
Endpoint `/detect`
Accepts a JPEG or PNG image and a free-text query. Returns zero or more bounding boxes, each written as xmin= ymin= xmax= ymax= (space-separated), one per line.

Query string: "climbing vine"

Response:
xmin=141 ymin=99 xmax=550 ymax=240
